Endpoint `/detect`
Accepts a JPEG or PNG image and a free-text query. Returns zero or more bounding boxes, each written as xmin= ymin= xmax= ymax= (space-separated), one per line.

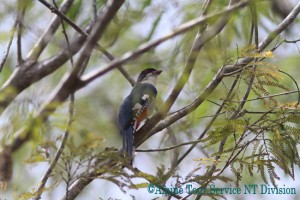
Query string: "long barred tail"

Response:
xmin=122 ymin=125 xmax=134 ymax=163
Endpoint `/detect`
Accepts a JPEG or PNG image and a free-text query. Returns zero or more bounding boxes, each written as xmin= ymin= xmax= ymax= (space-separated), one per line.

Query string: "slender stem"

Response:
xmin=0 ymin=17 xmax=18 ymax=72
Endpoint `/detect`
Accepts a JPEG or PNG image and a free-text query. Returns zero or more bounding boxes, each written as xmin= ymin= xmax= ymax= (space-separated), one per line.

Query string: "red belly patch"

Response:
xmin=134 ymin=109 xmax=148 ymax=131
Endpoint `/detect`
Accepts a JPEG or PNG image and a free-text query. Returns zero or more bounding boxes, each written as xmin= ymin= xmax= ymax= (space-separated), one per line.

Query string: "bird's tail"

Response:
xmin=122 ymin=126 xmax=134 ymax=163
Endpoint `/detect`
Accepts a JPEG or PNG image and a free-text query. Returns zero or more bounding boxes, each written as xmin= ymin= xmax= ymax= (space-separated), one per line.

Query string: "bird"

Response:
xmin=118 ymin=68 xmax=162 ymax=163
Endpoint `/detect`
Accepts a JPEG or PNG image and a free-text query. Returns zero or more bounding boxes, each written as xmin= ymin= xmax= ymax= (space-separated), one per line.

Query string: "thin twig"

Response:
xmin=161 ymin=0 xmax=214 ymax=114
xmin=10 ymin=0 xmax=123 ymax=153
xmin=258 ymin=1 xmax=300 ymax=52
xmin=141 ymin=0 xmax=216 ymax=187
xmin=278 ymin=70 xmax=300 ymax=106
xmin=0 ymin=17 xmax=18 ymax=72
xmin=0 ymin=0 xmax=250 ymax=115
xmin=38 ymin=0 xmax=85 ymax=36
xmin=17 ymin=6 xmax=26 ymax=64
xmin=27 ymin=0 xmax=75 ymax=61
xmin=33 ymin=93 xmax=75 ymax=200
xmin=228 ymin=90 xmax=300 ymax=102
xmin=136 ymin=0 xmax=300 ymax=149
xmin=177 ymin=75 xmax=242 ymax=166
xmin=80 ymin=0 xmax=250 ymax=86
xmin=195 ymin=3 xmax=258 ymax=199
xmin=244 ymin=110 xmax=300 ymax=114
xmin=60 ymin=1 xmax=300 ymax=199
xmin=38 ymin=0 xmax=135 ymax=85
xmin=136 ymin=138 xmax=205 ymax=152
xmin=135 ymin=0 xmax=250 ymax=145
xmin=53 ymin=0 xmax=74 ymax=66
xmin=34 ymin=1 xmax=76 ymax=197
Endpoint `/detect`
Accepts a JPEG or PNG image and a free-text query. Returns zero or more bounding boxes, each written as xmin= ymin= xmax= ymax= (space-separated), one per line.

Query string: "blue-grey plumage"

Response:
xmin=118 ymin=68 xmax=162 ymax=163
xmin=118 ymin=95 xmax=134 ymax=157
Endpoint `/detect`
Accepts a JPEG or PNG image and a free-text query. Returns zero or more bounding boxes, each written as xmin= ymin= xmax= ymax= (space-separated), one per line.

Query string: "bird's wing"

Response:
xmin=117 ymin=83 xmax=157 ymax=158
xmin=131 ymin=83 xmax=157 ymax=130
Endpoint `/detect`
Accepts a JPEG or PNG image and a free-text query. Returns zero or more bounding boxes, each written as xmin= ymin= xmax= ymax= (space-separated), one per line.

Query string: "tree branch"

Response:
xmin=79 ymin=0 xmax=250 ymax=86
xmin=135 ymin=0 xmax=248 ymax=146
xmin=33 ymin=2 xmax=77 ymax=197
xmin=242 ymin=90 xmax=300 ymax=102
xmin=139 ymin=0 xmax=300 ymax=146
xmin=33 ymin=93 xmax=75 ymax=200
xmin=162 ymin=0 xmax=237 ymax=116
xmin=17 ymin=5 xmax=26 ymax=64
xmin=62 ymin=1 xmax=251 ymax=199
xmin=2 ymin=0 xmax=125 ymax=156
xmin=38 ymin=0 xmax=135 ymax=85
xmin=27 ymin=0 xmax=75 ymax=61
xmin=0 ymin=17 xmax=18 ymax=72
xmin=136 ymin=138 xmax=205 ymax=152
xmin=0 ymin=0 xmax=133 ymax=116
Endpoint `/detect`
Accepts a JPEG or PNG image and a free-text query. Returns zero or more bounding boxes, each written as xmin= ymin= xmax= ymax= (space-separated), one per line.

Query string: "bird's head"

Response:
xmin=136 ymin=68 xmax=162 ymax=85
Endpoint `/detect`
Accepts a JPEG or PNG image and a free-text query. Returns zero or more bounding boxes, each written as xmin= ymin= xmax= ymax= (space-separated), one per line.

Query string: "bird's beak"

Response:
xmin=153 ymin=69 xmax=162 ymax=75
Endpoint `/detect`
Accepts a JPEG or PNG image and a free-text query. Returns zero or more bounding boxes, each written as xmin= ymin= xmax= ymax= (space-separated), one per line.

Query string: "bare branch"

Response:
xmin=56 ymin=1 xmax=300 ymax=199
xmin=141 ymin=0 xmax=300 ymax=144
xmin=33 ymin=2 xmax=77 ymax=196
xmin=194 ymin=2 xmax=300 ymax=199
xmin=4 ymin=0 xmax=125 ymax=154
xmin=0 ymin=0 xmax=248 ymax=119
xmin=63 ymin=1 xmax=251 ymax=198
xmin=17 ymin=6 xmax=26 ymax=64
xmin=278 ymin=70 xmax=300 ymax=106
xmin=79 ymin=0 xmax=250 ymax=86
xmin=176 ymin=72 xmax=242 ymax=166
xmin=61 ymin=158 xmax=117 ymax=200
xmin=241 ymin=90 xmax=300 ymax=102
xmin=27 ymin=0 xmax=75 ymax=61
xmin=33 ymin=93 xmax=75 ymax=200
xmin=0 ymin=2 xmax=124 ymax=196
xmin=258 ymin=1 xmax=300 ymax=51
xmin=136 ymin=138 xmax=205 ymax=152
xmin=0 ymin=0 xmax=133 ymax=115
xmin=39 ymin=0 xmax=134 ymax=85
xmin=0 ymin=17 xmax=18 ymax=72
xmin=163 ymin=0 xmax=238 ymax=115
